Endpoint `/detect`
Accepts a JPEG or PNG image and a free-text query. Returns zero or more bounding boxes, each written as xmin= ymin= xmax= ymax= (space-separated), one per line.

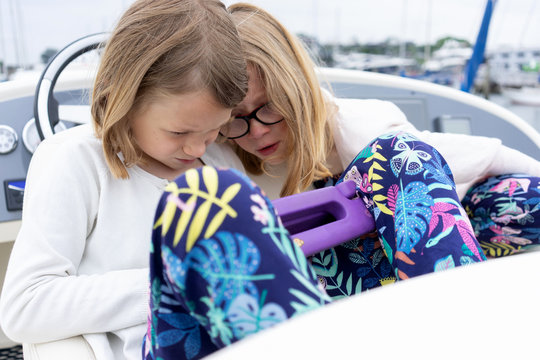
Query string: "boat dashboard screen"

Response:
xmin=4 ymin=179 xmax=25 ymax=212
xmin=433 ymin=115 xmax=472 ymax=135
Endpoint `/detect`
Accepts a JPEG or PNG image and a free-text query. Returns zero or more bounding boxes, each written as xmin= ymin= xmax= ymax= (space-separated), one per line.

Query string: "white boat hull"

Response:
xmin=505 ymin=87 xmax=540 ymax=106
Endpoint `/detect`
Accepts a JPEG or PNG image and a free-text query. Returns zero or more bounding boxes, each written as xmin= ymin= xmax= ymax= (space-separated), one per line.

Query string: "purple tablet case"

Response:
xmin=271 ymin=180 xmax=375 ymax=256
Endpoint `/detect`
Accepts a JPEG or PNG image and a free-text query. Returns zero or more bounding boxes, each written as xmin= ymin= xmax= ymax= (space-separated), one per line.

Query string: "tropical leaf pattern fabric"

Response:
xmin=462 ymin=174 xmax=540 ymax=257
xmin=144 ymin=167 xmax=330 ymax=360
xmin=144 ymin=132 xmax=539 ymax=359
xmin=312 ymin=132 xmax=487 ymax=297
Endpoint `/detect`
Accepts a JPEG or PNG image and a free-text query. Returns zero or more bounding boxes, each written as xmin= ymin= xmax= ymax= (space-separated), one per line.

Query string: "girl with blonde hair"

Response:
xmin=0 ymin=0 xmax=247 ymax=359
xmin=224 ymin=0 xmax=540 ymax=291
xmin=147 ymin=2 xmax=540 ymax=358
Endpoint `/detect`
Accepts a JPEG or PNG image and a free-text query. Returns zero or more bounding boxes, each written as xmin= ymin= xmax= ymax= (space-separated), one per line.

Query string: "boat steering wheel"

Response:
xmin=34 ymin=33 xmax=109 ymax=140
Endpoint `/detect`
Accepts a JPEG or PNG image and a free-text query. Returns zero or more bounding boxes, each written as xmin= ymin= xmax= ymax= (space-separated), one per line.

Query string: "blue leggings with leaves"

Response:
xmin=462 ymin=174 xmax=540 ymax=257
xmin=143 ymin=132 xmax=488 ymax=359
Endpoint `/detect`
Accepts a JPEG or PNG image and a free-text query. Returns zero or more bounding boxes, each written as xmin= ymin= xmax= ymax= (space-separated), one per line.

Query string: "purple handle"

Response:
xmin=271 ymin=180 xmax=375 ymax=256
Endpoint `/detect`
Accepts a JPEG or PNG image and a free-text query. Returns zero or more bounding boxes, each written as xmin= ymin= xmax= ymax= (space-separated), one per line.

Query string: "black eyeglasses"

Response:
xmin=220 ymin=103 xmax=284 ymax=139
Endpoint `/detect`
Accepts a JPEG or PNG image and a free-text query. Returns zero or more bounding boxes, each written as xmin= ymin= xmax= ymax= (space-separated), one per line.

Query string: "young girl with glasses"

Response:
xmin=0 ymin=1 xmax=248 ymax=359
xmin=145 ymin=3 xmax=540 ymax=359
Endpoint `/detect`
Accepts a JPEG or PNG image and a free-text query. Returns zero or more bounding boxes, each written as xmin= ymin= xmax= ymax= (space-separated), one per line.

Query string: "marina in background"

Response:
xmin=1 ymin=0 xmax=539 ymax=134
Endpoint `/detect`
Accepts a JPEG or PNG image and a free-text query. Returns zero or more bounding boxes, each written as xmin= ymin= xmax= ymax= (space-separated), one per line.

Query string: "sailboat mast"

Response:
xmin=0 ymin=1 xmax=5 ymax=75
xmin=424 ymin=0 xmax=432 ymax=63
xmin=8 ymin=0 xmax=21 ymax=69
xmin=460 ymin=0 xmax=497 ymax=92
xmin=399 ymin=0 xmax=407 ymax=60
xmin=14 ymin=0 xmax=26 ymax=68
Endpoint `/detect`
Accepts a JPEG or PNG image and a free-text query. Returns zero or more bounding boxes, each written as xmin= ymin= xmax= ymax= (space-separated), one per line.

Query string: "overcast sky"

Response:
xmin=0 ymin=0 xmax=539 ymax=66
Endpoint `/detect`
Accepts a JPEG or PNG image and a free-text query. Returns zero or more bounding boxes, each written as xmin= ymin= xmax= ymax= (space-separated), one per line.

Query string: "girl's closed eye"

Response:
xmin=169 ymin=130 xmax=188 ymax=136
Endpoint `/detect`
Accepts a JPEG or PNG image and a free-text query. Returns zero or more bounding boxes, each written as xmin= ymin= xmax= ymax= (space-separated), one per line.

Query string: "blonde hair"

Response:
xmin=92 ymin=0 xmax=248 ymax=179
xmin=228 ymin=3 xmax=335 ymax=197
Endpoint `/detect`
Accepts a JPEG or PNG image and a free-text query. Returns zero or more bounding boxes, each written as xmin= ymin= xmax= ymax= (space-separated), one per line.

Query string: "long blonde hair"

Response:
xmin=92 ymin=0 xmax=248 ymax=179
xmin=228 ymin=3 xmax=335 ymax=197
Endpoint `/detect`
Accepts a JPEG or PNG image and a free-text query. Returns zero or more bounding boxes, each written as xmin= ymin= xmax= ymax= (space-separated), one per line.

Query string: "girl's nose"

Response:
xmin=183 ymin=138 xmax=206 ymax=158
xmin=183 ymin=130 xmax=219 ymax=158
xmin=248 ymin=119 xmax=270 ymax=139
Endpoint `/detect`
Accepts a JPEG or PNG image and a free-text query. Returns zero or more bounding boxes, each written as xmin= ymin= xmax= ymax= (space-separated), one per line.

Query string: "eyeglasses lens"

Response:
xmin=220 ymin=104 xmax=283 ymax=139
xmin=257 ymin=105 xmax=282 ymax=123
xmin=220 ymin=119 xmax=248 ymax=139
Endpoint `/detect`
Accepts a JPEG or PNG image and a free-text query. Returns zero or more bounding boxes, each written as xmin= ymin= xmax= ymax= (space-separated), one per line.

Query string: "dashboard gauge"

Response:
xmin=0 ymin=125 xmax=18 ymax=154
xmin=22 ymin=118 xmax=67 ymax=154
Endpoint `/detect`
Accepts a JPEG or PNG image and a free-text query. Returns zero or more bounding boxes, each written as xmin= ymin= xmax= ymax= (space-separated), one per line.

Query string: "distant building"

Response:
xmin=486 ymin=48 xmax=540 ymax=88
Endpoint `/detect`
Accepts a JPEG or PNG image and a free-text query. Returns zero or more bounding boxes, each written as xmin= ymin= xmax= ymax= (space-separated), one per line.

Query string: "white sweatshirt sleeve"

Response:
xmin=489 ymin=144 xmax=540 ymax=177
xmin=332 ymin=98 xmax=417 ymax=169
xmin=0 ymin=132 xmax=149 ymax=343
xmin=416 ymin=131 xmax=540 ymax=197
xmin=332 ymin=97 xmax=540 ymax=199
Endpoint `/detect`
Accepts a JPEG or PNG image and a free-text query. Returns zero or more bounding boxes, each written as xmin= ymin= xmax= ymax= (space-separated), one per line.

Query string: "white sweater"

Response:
xmin=0 ymin=124 xmax=244 ymax=360
xmin=331 ymin=98 xmax=540 ymax=199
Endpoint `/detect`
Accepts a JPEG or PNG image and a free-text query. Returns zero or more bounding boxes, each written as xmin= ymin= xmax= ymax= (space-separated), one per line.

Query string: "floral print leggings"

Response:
xmin=463 ymin=174 xmax=540 ymax=257
xmin=143 ymin=132 xmax=539 ymax=359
